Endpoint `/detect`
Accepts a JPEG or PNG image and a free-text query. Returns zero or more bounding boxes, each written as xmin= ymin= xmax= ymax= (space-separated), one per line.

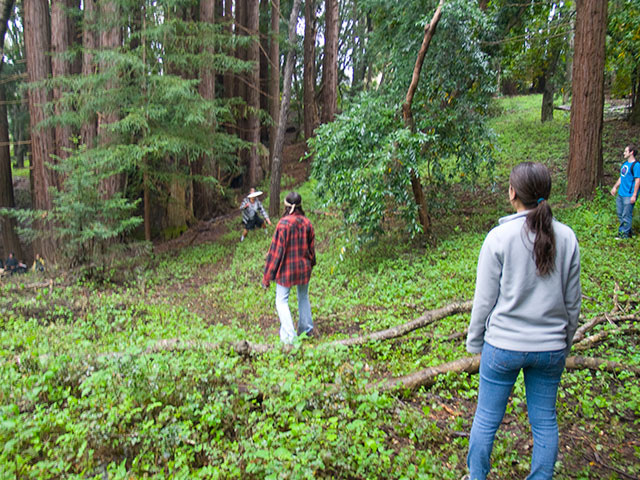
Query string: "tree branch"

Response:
xmin=328 ymin=300 xmax=472 ymax=347
xmin=376 ymin=354 xmax=640 ymax=392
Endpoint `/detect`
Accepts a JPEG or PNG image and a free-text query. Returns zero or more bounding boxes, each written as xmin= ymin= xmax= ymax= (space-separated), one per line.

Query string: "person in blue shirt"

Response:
xmin=610 ymin=144 xmax=640 ymax=239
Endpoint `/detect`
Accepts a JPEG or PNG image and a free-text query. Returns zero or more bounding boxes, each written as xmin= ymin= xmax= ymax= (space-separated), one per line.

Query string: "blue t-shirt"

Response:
xmin=619 ymin=160 xmax=640 ymax=197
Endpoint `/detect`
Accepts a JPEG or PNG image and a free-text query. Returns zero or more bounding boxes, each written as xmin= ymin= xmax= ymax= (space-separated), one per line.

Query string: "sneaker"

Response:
xmin=460 ymin=476 xmax=470 ymax=480
xmin=240 ymin=235 xmax=245 ymax=242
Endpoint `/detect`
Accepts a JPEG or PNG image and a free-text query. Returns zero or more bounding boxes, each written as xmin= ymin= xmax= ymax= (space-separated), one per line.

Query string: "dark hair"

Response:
xmin=283 ymin=191 xmax=305 ymax=216
xmin=509 ymin=162 xmax=555 ymax=276
xmin=627 ymin=144 xmax=638 ymax=157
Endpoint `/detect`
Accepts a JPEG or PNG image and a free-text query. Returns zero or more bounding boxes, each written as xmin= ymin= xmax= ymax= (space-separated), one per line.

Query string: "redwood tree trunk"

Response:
xmin=235 ymin=0 xmax=250 ymax=188
xmin=51 ymin=0 xmax=75 ymax=161
xmin=223 ymin=0 xmax=234 ymax=106
xmin=81 ymin=0 xmax=98 ymax=148
xmin=0 ymin=83 xmax=22 ymax=260
xmin=25 ymin=0 xmax=58 ymax=259
xmin=303 ymin=0 xmax=319 ymax=139
xmin=98 ymin=0 xmax=124 ymax=198
xmin=195 ymin=0 xmax=216 ymax=218
xmin=0 ymin=0 xmax=21 ymax=259
xmin=246 ymin=0 xmax=262 ymax=187
xmin=269 ymin=0 xmax=302 ymax=219
xmin=321 ymin=0 xmax=338 ymax=124
xmin=268 ymin=0 xmax=280 ymax=163
xmin=567 ymin=0 xmax=607 ymax=200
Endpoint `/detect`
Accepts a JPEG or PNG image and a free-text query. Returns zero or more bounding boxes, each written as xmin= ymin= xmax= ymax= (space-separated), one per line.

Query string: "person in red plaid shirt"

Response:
xmin=262 ymin=191 xmax=316 ymax=343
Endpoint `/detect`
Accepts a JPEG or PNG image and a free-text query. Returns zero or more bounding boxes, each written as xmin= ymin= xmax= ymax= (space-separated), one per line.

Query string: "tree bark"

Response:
xmin=51 ymin=0 xmax=75 ymax=161
xmin=223 ymin=0 xmax=234 ymax=106
xmin=630 ymin=63 xmax=640 ymax=125
xmin=98 ymin=0 xmax=125 ymax=198
xmin=0 ymin=94 xmax=20 ymax=260
xmin=268 ymin=0 xmax=280 ymax=163
xmin=402 ymin=0 xmax=444 ymax=236
xmin=195 ymin=0 xmax=216 ymax=218
xmin=321 ymin=0 xmax=338 ymax=124
xmin=268 ymin=0 xmax=302 ymax=219
xmin=303 ymin=0 xmax=319 ymax=139
xmin=25 ymin=0 xmax=58 ymax=259
xmin=567 ymin=0 xmax=607 ymax=200
xmin=0 ymin=83 xmax=22 ymax=260
xmin=0 ymin=0 xmax=22 ymax=259
xmin=235 ymin=0 xmax=250 ymax=188
xmin=81 ymin=0 xmax=98 ymax=149
xmin=246 ymin=0 xmax=262 ymax=188
xmin=541 ymin=46 xmax=561 ymax=122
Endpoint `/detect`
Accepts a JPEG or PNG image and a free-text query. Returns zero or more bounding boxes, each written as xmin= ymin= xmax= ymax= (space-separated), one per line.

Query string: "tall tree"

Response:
xmin=98 ymin=0 xmax=124 ymax=198
xmin=268 ymin=0 xmax=280 ymax=162
xmin=195 ymin=0 xmax=216 ymax=218
xmin=303 ymin=0 xmax=318 ymax=139
xmin=223 ymin=0 xmax=235 ymax=104
xmin=246 ymin=0 xmax=262 ymax=187
xmin=269 ymin=0 xmax=302 ymax=218
xmin=321 ymin=0 xmax=338 ymax=123
xmin=567 ymin=0 xmax=607 ymax=200
xmin=0 ymin=0 xmax=22 ymax=259
xmin=81 ymin=0 xmax=98 ymax=148
xmin=24 ymin=0 xmax=58 ymax=259
xmin=51 ymin=0 xmax=76 ymax=161
xmin=608 ymin=0 xmax=640 ymax=124
xmin=402 ymin=0 xmax=444 ymax=235
xmin=310 ymin=0 xmax=494 ymax=241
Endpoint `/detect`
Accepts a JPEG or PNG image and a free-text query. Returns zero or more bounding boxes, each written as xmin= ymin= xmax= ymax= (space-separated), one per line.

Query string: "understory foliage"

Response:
xmin=1 ymin=97 xmax=639 ymax=479
xmin=23 ymin=0 xmax=251 ymax=267
xmin=310 ymin=0 xmax=495 ymax=240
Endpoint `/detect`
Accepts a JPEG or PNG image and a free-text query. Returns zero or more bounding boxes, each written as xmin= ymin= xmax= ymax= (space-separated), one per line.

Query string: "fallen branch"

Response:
xmin=376 ymin=355 xmax=481 ymax=391
xmin=564 ymin=356 xmax=640 ymax=374
xmin=376 ymin=355 xmax=640 ymax=392
xmin=572 ymin=314 xmax=636 ymax=343
xmin=328 ymin=301 xmax=473 ymax=347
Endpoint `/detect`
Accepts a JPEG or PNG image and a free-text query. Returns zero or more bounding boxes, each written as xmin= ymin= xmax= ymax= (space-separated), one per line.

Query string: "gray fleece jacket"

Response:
xmin=466 ymin=211 xmax=581 ymax=355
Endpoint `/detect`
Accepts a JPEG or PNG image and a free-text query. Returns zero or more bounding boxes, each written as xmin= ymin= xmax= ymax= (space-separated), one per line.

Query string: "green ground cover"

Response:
xmin=1 ymin=95 xmax=639 ymax=479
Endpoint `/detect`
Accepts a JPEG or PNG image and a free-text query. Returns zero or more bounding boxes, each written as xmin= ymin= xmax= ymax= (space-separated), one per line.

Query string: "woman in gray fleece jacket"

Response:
xmin=465 ymin=162 xmax=581 ymax=480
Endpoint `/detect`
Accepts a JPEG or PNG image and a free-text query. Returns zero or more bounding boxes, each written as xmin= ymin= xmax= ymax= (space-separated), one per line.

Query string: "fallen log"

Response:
xmin=376 ymin=355 xmax=640 ymax=392
xmin=329 ymin=300 xmax=473 ymax=347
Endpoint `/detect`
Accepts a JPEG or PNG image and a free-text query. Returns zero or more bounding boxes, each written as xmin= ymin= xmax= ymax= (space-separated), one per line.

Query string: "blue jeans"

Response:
xmin=616 ymin=195 xmax=635 ymax=237
xmin=275 ymin=283 xmax=313 ymax=344
xmin=467 ymin=343 xmax=566 ymax=480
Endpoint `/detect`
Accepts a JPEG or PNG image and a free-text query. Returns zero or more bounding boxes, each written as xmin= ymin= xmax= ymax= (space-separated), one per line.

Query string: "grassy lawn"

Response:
xmin=0 ymin=95 xmax=638 ymax=479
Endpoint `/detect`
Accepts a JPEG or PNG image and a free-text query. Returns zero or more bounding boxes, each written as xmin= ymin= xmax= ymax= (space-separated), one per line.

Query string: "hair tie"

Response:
xmin=537 ymin=197 xmax=545 ymax=205
xmin=284 ymin=199 xmax=296 ymax=214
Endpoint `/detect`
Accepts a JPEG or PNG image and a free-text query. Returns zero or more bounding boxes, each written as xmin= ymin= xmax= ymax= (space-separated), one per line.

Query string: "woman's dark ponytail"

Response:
xmin=509 ymin=163 xmax=555 ymax=276
xmin=283 ymin=191 xmax=305 ymax=216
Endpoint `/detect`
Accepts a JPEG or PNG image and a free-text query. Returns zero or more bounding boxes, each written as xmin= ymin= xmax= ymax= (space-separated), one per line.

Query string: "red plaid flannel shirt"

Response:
xmin=263 ymin=213 xmax=316 ymax=288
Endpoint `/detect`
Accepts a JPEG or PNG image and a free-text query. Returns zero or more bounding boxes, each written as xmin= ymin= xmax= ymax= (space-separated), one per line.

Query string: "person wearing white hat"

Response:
xmin=239 ymin=188 xmax=271 ymax=241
